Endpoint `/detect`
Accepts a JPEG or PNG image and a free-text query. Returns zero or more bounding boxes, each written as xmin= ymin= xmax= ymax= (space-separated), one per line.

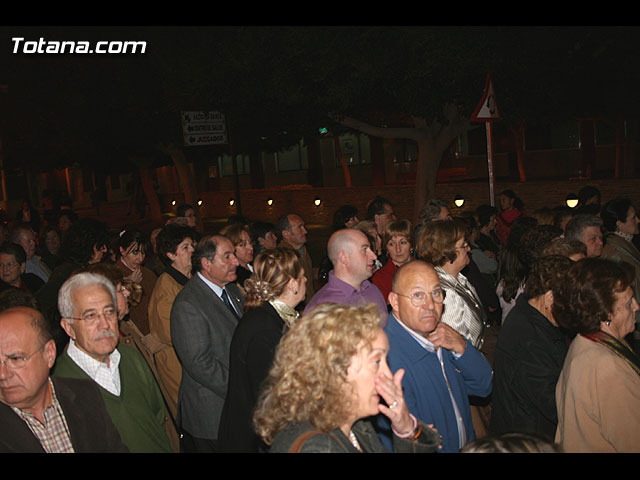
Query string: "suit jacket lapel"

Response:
xmin=192 ymin=275 xmax=242 ymax=325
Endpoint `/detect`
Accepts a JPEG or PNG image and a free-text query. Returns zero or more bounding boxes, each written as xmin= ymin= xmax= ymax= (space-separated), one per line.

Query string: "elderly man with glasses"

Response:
xmin=0 ymin=305 xmax=128 ymax=452
xmin=52 ymin=272 xmax=173 ymax=453
xmin=376 ymin=260 xmax=493 ymax=453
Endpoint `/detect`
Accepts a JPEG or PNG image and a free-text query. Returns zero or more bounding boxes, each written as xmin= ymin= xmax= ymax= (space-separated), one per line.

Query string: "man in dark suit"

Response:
xmin=0 ymin=306 xmax=127 ymax=453
xmin=170 ymin=234 xmax=244 ymax=453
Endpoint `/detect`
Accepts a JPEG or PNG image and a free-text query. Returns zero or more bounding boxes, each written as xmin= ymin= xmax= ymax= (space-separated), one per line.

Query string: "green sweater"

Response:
xmin=53 ymin=344 xmax=172 ymax=453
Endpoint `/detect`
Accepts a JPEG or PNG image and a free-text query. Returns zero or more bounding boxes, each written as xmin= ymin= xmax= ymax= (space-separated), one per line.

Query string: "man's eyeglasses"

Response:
xmin=67 ymin=308 xmax=117 ymax=326
xmin=0 ymin=262 xmax=19 ymax=270
xmin=393 ymin=289 xmax=446 ymax=307
xmin=0 ymin=341 xmax=48 ymax=370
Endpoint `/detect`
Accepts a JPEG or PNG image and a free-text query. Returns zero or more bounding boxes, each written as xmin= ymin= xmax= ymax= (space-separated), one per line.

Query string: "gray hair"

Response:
xmin=564 ymin=214 xmax=603 ymax=243
xmin=419 ymin=198 xmax=449 ymax=223
xmin=58 ymin=272 xmax=117 ymax=321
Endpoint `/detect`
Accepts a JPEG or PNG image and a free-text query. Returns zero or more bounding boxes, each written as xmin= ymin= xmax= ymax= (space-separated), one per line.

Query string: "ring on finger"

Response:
xmin=389 ymin=401 xmax=398 ymax=409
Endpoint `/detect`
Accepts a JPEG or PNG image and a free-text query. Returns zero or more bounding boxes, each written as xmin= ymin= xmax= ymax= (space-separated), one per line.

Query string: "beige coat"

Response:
xmin=148 ymin=272 xmax=184 ymax=420
xmin=555 ymin=334 xmax=640 ymax=452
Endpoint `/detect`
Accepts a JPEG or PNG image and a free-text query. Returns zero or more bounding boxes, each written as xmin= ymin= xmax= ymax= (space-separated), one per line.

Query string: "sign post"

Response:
xmin=471 ymin=74 xmax=501 ymax=206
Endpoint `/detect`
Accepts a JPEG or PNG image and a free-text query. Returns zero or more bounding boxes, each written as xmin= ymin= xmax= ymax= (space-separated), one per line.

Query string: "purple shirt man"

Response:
xmin=304 ymin=229 xmax=387 ymax=320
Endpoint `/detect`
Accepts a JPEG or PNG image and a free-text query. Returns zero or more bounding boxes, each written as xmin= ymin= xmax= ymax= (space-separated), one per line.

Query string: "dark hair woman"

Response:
xmin=147 ymin=223 xmax=195 ymax=420
xmin=115 ymin=228 xmax=157 ymax=335
xmin=553 ymin=258 xmax=640 ymax=452
xmin=491 ymin=254 xmax=574 ymax=440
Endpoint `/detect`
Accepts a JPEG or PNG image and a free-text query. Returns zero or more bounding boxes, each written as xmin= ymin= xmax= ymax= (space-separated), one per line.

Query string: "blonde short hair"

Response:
xmin=381 ymin=219 xmax=412 ymax=250
xmin=253 ymin=302 xmax=384 ymax=445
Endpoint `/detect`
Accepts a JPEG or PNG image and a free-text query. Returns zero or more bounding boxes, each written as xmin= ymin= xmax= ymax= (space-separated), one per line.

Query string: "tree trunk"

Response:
xmin=138 ymin=165 xmax=163 ymax=224
xmin=512 ymin=121 xmax=527 ymax=182
xmin=334 ymin=136 xmax=352 ymax=188
xmin=166 ymin=145 xmax=198 ymax=207
xmin=335 ymin=107 xmax=470 ymax=221
xmin=414 ymin=138 xmax=441 ymax=225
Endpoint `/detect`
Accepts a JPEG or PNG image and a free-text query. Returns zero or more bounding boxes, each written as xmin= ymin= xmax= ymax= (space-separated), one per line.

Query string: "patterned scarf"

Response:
xmin=582 ymin=330 xmax=640 ymax=377
xmin=269 ymin=299 xmax=299 ymax=329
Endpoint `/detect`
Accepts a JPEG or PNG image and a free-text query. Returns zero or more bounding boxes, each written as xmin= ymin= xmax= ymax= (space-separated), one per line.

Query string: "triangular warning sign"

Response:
xmin=471 ymin=74 xmax=501 ymax=122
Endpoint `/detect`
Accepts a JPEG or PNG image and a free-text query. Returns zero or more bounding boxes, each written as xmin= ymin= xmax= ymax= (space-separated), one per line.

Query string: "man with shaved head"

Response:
xmin=0 ymin=306 xmax=127 ymax=452
xmin=377 ymin=260 xmax=493 ymax=453
xmin=304 ymin=228 xmax=387 ymax=318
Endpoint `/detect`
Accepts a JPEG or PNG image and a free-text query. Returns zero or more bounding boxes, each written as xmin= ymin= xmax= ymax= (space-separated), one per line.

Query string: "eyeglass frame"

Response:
xmin=392 ymin=288 xmax=446 ymax=307
xmin=66 ymin=307 xmax=118 ymax=326
xmin=0 ymin=261 xmax=21 ymax=270
xmin=0 ymin=340 xmax=49 ymax=370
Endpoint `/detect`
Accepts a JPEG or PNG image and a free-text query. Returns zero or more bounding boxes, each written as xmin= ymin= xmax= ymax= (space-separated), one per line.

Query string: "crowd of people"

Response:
xmin=1 ymin=184 xmax=639 ymax=454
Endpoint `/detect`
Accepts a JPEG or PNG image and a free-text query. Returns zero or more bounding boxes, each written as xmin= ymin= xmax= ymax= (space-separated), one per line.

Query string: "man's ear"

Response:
xmin=60 ymin=318 xmax=75 ymax=341
xmin=43 ymin=340 xmax=56 ymax=369
xmin=388 ymin=291 xmax=399 ymax=314
xmin=337 ymin=249 xmax=349 ymax=267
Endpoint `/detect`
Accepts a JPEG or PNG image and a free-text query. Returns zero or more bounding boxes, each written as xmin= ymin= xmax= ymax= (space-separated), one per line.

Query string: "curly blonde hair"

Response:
xmin=243 ymin=247 xmax=302 ymax=309
xmin=253 ymin=302 xmax=384 ymax=445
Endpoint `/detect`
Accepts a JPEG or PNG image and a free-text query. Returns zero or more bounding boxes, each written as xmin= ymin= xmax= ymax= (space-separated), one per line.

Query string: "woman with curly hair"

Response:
xmin=252 ymin=302 xmax=442 ymax=453
xmin=553 ymin=258 xmax=640 ymax=452
xmin=218 ymin=247 xmax=306 ymax=452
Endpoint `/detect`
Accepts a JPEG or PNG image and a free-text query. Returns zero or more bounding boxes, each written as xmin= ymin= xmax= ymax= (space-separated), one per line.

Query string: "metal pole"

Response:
xmin=486 ymin=122 xmax=495 ymax=207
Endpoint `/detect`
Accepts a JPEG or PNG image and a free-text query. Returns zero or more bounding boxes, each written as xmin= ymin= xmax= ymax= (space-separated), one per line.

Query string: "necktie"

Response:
xmin=221 ymin=288 xmax=240 ymax=319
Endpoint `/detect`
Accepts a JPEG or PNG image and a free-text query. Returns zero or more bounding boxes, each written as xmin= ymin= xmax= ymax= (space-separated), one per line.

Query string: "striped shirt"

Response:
xmin=435 ymin=267 xmax=486 ymax=349
xmin=12 ymin=379 xmax=74 ymax=453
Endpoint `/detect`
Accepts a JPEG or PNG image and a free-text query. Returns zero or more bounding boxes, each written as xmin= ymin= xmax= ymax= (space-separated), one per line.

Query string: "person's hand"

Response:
xmin=125 ymin=268 xmax=143 ymax=284
xmin=427 ymin=323 xmax=466 ymax=355
xmin=376 ymin=369 xmax=414 ymax=436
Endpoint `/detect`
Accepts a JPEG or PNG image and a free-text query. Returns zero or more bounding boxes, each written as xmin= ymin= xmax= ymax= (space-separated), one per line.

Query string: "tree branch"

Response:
xmin=334 ymin=115 xmax=423 ymax=141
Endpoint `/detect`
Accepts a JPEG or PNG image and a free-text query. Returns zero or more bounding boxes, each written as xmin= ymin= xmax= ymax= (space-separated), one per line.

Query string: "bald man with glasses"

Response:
xmin=376 ymin=260 xmax=493 ymax=453
xmin=0 ymin=306 xmax=128 ymax=452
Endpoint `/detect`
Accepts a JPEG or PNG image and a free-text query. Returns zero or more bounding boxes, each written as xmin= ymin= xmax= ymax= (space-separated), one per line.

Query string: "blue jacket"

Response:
xmin=378 ymin=314 xmax=493 ymax=453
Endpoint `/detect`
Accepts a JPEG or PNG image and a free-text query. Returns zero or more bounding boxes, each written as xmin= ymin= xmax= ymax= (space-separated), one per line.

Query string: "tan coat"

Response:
xmin=555 ymin=334 xmax=640 ymax=452
xmin=148 ymin=272 xmax=184 ymax=420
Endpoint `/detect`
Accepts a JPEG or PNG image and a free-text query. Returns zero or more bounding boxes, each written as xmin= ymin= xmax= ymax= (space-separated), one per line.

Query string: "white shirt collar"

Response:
xmin=67 ymin=339 xmax=121 ymax=396
xmin=197 ymin=271 xmax=224 ymax=296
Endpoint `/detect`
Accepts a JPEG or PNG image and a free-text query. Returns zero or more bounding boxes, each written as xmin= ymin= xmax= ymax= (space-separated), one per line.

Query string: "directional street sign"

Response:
xmin=181 ymin=111 xmax=228 ymax=146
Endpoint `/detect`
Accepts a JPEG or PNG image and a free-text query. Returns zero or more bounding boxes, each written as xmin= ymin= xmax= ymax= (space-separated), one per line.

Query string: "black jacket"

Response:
xmin=218 ymin=302 xmax=288 ymax=452
xmin=489 ymin=294 xmax=570 ymax=440
xmin=0 ymin=377 xmax=128 ymax=453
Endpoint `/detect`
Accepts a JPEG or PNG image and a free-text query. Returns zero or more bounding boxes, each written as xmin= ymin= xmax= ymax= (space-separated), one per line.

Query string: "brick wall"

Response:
xmin=195 ymin=178 xmax=640 ymax=225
